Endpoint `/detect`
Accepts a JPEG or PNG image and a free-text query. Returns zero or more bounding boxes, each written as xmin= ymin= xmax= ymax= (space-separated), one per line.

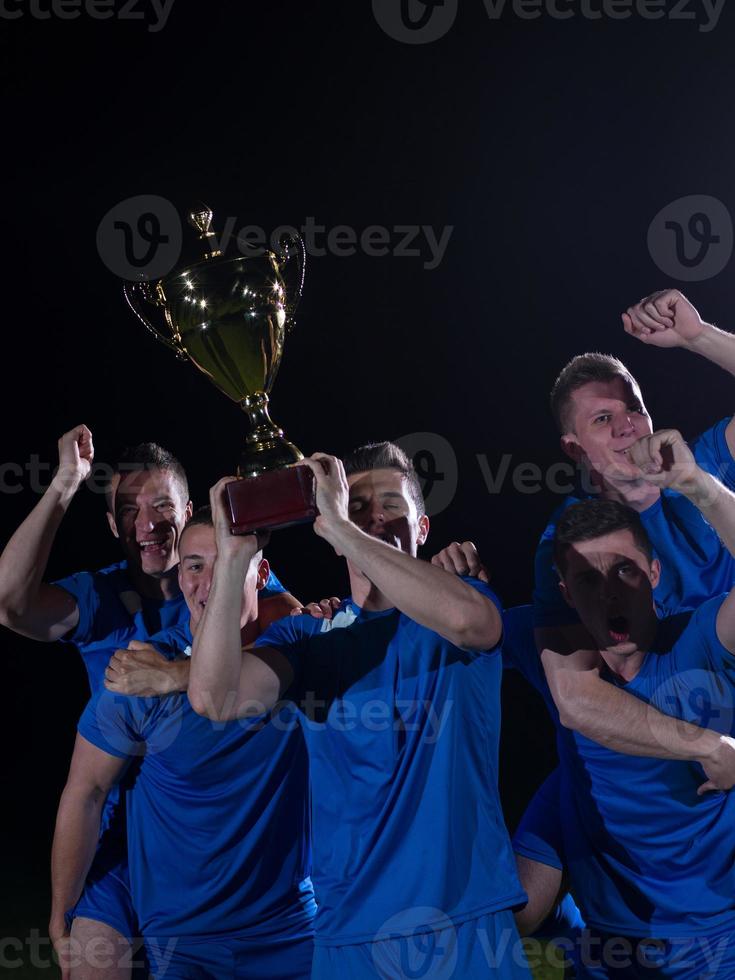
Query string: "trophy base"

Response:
xmin=225 ymin=465 xmax=318 ymax=534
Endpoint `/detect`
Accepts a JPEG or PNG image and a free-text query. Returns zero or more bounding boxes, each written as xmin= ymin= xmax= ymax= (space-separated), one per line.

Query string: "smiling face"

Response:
xmin=177 ymin=522 xmax=268 ymax=631
xmin=107 ymin=468 xmax=192 ymax=579
xmin=561 ymin=377 xmax=653 ymax=486
xmin=559 ymin=528 xmax=660 ymax=659
xmin=346 ymin=467 xmax=429 ymax=557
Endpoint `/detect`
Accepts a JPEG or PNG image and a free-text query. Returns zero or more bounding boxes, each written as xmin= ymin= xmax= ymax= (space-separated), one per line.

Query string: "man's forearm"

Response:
xmin=685 ymin=322 xmax=735 ymax=379
xmin=0 ymin=476 xmax=79 ymax=637
xmin=326 ymin=521 xmax=500 ymax=649
xmin=189 ymin=555 xmax=250 ymax=719
xmin=551 ymin=666 xmax=721 ymax=762
xmin=682 ymin=470 xmax=735 ymax=558
xmin=50 ymin=784 xmax=106 ymax=926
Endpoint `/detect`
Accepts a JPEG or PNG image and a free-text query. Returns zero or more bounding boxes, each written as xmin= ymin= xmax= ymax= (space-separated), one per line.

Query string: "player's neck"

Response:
xmin=128 ymin=564 xmax=181 ymax=602
xmin=349 ymin=570 xmax=394 ymax=612
xmin=600 ymin=649 xmax=645 ymax=682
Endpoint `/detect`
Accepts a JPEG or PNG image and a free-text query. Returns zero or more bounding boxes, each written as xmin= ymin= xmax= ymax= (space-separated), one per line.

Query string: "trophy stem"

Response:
xmin=238 ymin=391 xmax=304 ymax=478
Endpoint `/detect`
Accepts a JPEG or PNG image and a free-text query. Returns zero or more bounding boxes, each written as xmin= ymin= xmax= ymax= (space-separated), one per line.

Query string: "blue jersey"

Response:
xmin=505 ymin=598 xmax=735 ymax=938
xmin=253 ymin=579 xmax=526 ymax=947
xmin=78 ymin=621 xmax=314 ymax=941
xmin=54 ymin=560 xmax=286 ymax=693
xmin=534 ymin=418 xmax=735 ymax=628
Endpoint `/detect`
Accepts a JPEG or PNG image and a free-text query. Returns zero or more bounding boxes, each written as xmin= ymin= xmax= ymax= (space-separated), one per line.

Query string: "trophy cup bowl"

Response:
xmin=123 ymin=206 xmax=317 ymax=534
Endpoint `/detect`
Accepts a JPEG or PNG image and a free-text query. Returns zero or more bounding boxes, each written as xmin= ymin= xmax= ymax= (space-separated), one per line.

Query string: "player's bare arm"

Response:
xmin=623 ymin=289 xmax=735 ymax=455
xmin=301 ymin=454 xmax=501 ymax=651
xmin=188 ymin=477 xmax=294 ymax=722
xmin=0 ymin=426 xmax=94 ymax=641
xmin=49 ymin=734 xmax=127 ymax=975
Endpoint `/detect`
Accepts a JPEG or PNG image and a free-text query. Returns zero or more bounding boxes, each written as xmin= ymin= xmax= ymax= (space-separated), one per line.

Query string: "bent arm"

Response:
xmin=690 ymin=327 xmax=735 ymax=456
xmin=329 ymin=522 xmax=501 ymax=650
xmin=0 ymin=477 xmax=81 ymax=641
xmin=188 ymin=552 xmax=293 ymax=721
xmin=50 ymin=735 xmax=127 ymax=934
xmin=543 ymin=648 xmax=726 ymax=762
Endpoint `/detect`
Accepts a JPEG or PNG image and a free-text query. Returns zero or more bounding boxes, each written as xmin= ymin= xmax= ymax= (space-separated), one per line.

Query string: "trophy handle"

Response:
xmin=277 ymin=232 xmax=306 ymax=332
xmin=123 ymin=282 xmax=187 ymax=359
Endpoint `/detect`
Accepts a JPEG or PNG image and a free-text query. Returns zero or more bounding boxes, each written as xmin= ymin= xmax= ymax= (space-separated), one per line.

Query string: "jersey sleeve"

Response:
xmin=459 ymin=576 xmax=504 ymax=654
xmin=657 ymin=596 xmax=735 ymax=736
xmin=52 ymin=569 xmax=99 ymax=645
xmin=532 ymin=506 xmax=580 ymax=629
xmin=149 ymin=622 xmax=192 ymax=659
xmin=512 ymin=767 xmax=565 ymax=871
xmin=691 ymin=417 xmax=735 ymax=491
xmin=261 ymin=568 xmax=286 ymax=598
xmin=253 ymin=613 xmax=320 ymax=694
xmin=78 ymin=689 xmax=159 ymax=760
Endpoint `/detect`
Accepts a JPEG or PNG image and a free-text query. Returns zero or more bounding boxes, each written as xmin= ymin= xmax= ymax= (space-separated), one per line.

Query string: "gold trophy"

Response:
xmin=123 ymin=205 xmax=316 ymax=533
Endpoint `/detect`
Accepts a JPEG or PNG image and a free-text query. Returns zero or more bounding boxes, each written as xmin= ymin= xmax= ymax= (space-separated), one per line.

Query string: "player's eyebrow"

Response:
xmin=181 ymin=553 xmax=204 ymax=562
xmin=586 ymin=403 xmax=616 ymax=417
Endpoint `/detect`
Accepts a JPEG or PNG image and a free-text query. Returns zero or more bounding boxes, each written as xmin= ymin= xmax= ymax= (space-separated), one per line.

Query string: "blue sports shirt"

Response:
xmin=78 ymin=620 xmax=314 ymax=941
xmin=534 ymin=418 xmax=735 ymax=627
xmin=253 ymin=579 xmax=527 ymax=947
xmin=54 ymin=560 xmax=286 ymax=693
xmin=506 ymin=598 xmax=735 ymax=938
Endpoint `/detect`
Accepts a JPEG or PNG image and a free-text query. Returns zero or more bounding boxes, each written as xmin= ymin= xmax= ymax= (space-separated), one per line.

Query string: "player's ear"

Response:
xmin=649 ymin=558 xmax=661 ymax=590
xmin=106 ymin=510 xmax=119 ymax=539
xmin=256 ymin=558 xmax=270 ymax=591
xmin=559 ymin=578 xmax=575 ymax=609
xmin=417 ymin=515 xmax=429 ymax=546
xmin=560 ymin=433 xmax=583 ymax=464
xmin=185 ymin=500 xmax=194 ymax=521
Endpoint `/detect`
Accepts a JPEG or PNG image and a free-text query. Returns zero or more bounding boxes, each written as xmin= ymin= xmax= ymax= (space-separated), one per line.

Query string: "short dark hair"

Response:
xmin=343 ymin=441 xmax=425 ymax=514
xmin=105 ymin=442 xmax=189 ymax=511
xmin=550 ymin=353 xmax=640 ymax=434
xmin=179 ymin=505 xmax=264 ymax=563
xmin=182 ymin=504 xmax=212 ymax=533
xmin=553 ymin=499 xmax=653 ymax=576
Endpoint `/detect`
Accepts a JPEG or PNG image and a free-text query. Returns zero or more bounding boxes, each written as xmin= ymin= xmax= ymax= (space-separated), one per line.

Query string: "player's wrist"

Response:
xmin=317 ymin=515 xmax=353 ymax=545
xmin=216 ymin=545 xmax=254 ymax=571
xmin=167 ymin=658 xmax=190 ymax=693
xmin=696 ymin=728 xmax=727 ymax=764
xmin=681 ymin=319 xmax=717 ymax=353
xmin=50 ymin=467 xmax=85 ymax=500
xmin=681 ymin=469 xmax=721 ymax=508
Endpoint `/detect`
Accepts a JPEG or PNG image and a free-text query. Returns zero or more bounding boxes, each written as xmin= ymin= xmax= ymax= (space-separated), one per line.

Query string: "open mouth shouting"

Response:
xmin=607 ymin=614 xmax=630 ymax=644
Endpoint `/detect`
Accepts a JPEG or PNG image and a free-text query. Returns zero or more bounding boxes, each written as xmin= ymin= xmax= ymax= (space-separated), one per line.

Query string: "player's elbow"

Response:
xmin=188 ymin=686 xmax=228 ymax=721
xmin=546 ymin=669 xmax=584 ymax=729
xmin=452 ymin=598 xmax=502 ymax=651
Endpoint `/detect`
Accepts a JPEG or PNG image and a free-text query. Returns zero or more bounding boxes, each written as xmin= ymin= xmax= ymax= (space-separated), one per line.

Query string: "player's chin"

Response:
xmin=603 ymin=638 xmax=637 ymax=656
xmin=140 ymin=553 xmax=174 ymax=576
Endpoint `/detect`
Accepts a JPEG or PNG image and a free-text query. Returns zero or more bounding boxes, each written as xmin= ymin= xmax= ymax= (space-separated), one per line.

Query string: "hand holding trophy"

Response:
xmin=124 ymin=205 xmax=317 ymax=533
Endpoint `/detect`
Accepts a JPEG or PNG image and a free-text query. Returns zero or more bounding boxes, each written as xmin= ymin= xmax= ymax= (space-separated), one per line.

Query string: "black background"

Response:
xmin=3 ymin=0 xmax=735 ymax=970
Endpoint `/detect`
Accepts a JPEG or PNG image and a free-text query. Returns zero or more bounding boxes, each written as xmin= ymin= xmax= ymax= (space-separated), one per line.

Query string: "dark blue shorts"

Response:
xmin=66 ymin=841 xmax=138 ymax=942
xmin=311 ymin=908 xmax=532 ymax=979
xmin=144 ymin=932 xmax=314 ymax=979
xmin=571 ymin=927 xmax=735 ymax=979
